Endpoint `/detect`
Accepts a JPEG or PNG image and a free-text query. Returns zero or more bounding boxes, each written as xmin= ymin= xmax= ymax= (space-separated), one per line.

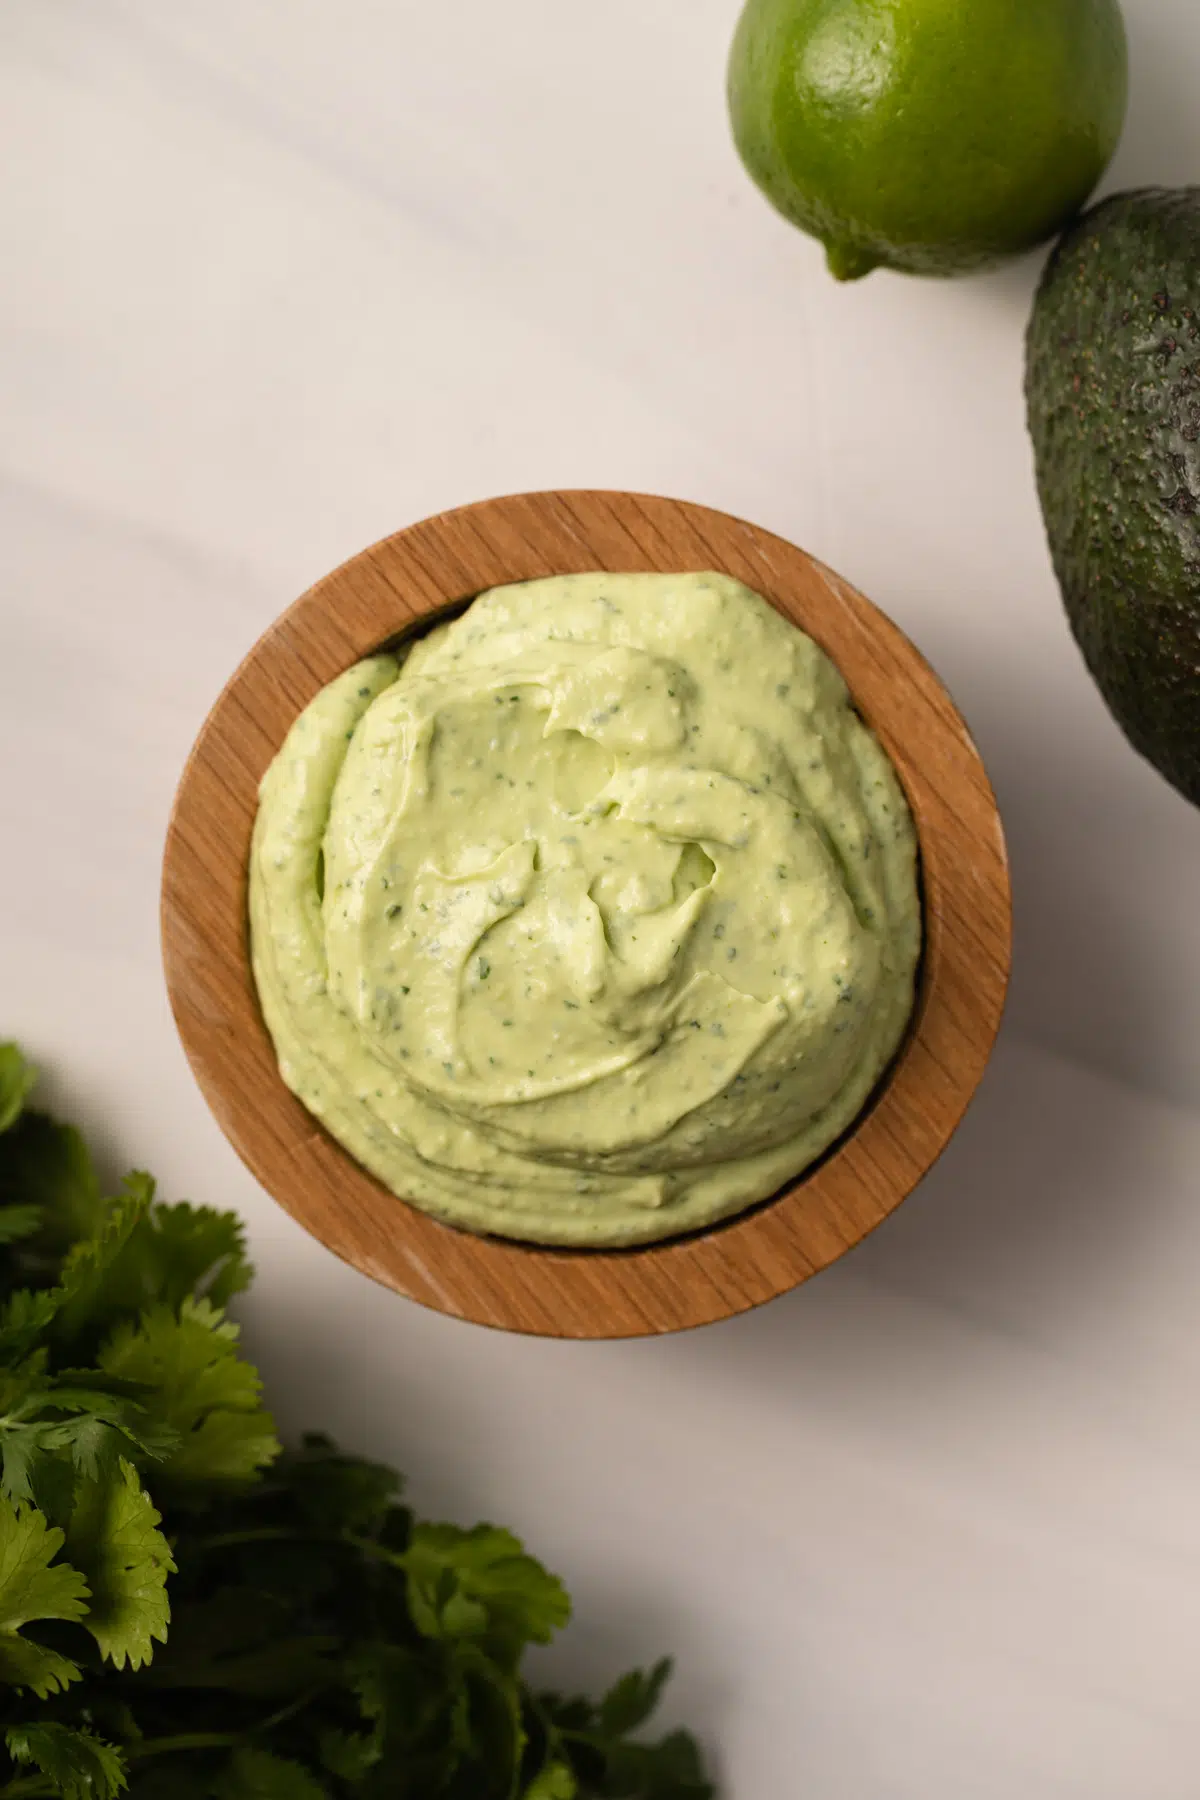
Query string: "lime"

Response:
xmin=727 ymin=0 xmax=1128 ymax=280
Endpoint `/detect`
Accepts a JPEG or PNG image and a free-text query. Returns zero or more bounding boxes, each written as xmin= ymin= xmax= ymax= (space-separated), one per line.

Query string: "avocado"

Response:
xmin=1026 ymin=187 xmax=1200 ymax=807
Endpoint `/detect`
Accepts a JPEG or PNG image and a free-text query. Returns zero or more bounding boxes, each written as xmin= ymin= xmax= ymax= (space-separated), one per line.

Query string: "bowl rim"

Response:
xmin=161 ymin=488 xmax=1011 ymax=1339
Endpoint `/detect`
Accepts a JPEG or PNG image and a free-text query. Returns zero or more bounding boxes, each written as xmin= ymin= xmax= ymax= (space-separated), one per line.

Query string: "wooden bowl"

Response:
xmin=162 ymin=490 xmax=1010 ymax=1339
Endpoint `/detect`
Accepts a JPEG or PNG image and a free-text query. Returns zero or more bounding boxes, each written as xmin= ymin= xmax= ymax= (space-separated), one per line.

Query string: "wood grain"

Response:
xmin=161 ymin=491 xmax=1011 ymax=1338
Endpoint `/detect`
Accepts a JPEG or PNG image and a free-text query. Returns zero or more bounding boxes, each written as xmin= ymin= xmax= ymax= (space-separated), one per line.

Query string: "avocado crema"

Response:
xmin=249 ymin=571 xmax=921 ymax=1246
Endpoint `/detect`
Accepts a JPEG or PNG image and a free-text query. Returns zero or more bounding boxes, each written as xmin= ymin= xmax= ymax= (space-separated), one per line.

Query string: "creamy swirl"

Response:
xmin=249 ymin=571 xmax=920 ymax=1245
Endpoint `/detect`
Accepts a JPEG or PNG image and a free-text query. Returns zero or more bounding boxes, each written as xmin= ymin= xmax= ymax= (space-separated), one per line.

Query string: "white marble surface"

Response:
xmin=3 ymin=1 xmax=1200 ymax=1792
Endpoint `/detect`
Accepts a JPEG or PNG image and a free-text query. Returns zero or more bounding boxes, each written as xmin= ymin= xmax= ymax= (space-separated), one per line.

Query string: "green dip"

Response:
xmin=249 ymin=571 xmax=920 ymax=1246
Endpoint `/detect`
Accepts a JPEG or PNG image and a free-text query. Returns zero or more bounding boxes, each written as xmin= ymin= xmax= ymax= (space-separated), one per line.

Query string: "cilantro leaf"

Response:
xmin=1 ymin=1422 xmax=81 ymax=1515
xmin=0 ymin=1291 xmax=62 ymax=1365
xmin=0 ymin=1046 xmax=37 ymax=1137
xmin=537 ymin=1668 xmax=714 ymax=1800
xmin=0 ymin=1113 xmax=103 ymax=1278
xmin=34 ymin=1382 xmax=177 ymax=1482
xmin=0 ymin=1178 xmax=150 ymax=1365
xmin=35 ymin=1180 xmax=155 ymax=1363
xmin=272 ymin=1434 xmax=403 ymax=1536
xmin=3 ymin=1177 xmax=253 ymax=1369
xmin=62 ymin=1460 xmax=172 ymax=1669
xmin=24 ymin=1445 xmax=78 ymax=1536
xmin=317 ymin=1639 xmax=518 ymax=1795
xmin=0 ymin=1359 xmax=177 ymax=1512
xmin=0 ymin=1206 xmax=43 ymax=1248
xmin=141 ymin=1203 xmax=254 ymax=1310
xmin=5 ymin=1721 xmax=127 ymax=1800
xmin=450 ymin=1646 xmax=527 ymax=1789
xmin=521 ymin=1764 xmax=577 ymax=1800
xmin=597 ymin=1658 xmax=673 ymax=1738
xmin=594 ymin=1728 xmax=715 ymax=1799
xmin=316 ymin=1642 xmax=429 ymax=1782
xmin=48 ymin=1177 xmax=158 ymax=1355
xmin=212 ymin=1747 xmax=326 ymax=1800
xmin=405 ymin=1525 xmax=570 ymax=1667
xmin=137 ymin=1586 xmax=337 ymax=1697
xmin=97 ymin=1299 xmax=278 ymax=1489
xmin=0 ymin=1633 xmax=81 ymax=1702
xmin=0 ymin=1492 xmax=89 ymax=1696
xmin=81 ymin=1201 xmax=254 ymax=1323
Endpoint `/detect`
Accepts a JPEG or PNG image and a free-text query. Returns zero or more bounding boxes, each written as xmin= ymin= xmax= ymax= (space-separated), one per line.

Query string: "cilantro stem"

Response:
xmin=197 ymin=1525 xmax=405 ymax=1569
xmin=194 ymin=1526 xmax=332 ymax=1552
xmin=126 ymin=1691 xmax=319 ymax=1762
xmin=126 ymin=1732 xmax=241 ymax=1760
xmin=256 ymin=1690 xmax=323 ymax=1733
xmin=528 ymin=1696 xmax=560 ymax=1754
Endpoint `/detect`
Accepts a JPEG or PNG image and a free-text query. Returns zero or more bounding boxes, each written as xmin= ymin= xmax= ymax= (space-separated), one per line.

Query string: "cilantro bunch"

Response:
xmin=0 ymin=1045 xmax=713 ymax=1800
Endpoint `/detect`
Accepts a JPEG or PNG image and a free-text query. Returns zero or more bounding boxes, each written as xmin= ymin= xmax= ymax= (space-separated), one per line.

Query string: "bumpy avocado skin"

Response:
xmin=1026 ymin=187 xmax=1200 ymax=807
